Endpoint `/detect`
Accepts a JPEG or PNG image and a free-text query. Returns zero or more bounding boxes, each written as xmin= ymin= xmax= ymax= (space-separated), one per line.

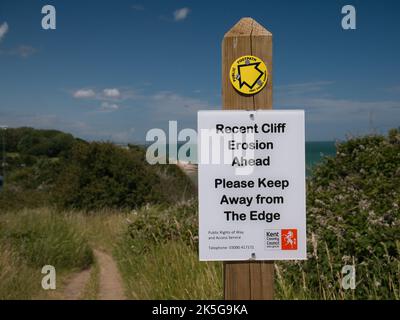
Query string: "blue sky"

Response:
xmin=0 ymin=0 xmax=399 ymax=142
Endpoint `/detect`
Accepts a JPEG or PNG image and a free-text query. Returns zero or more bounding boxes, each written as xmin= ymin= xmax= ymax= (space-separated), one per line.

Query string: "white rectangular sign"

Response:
xmin=198 ymin=110 xmax=306 ymax=261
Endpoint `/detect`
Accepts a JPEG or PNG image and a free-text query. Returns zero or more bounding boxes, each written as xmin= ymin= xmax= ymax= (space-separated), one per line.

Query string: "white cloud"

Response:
xmin=100 ymin=102 xmax=119 ymax=112
xmin=103 ymin=88 xmax=121 ymax=98
xmin=0 ymin=45 xmax=37 ymax=58
xmin=71 ymin=87 xmax=127 ymax=113
xmin=10 ymin=45 xmax=37 ymax=58
xmin=173 ymin=8 xmax=190 ymax=21
xmin=0 ymin=21 xmax=36 ymax=59
xmin=0 ymin=22 xmax=9 ymax=42
xmin=73 ymin=89 xmax=96 ymax=98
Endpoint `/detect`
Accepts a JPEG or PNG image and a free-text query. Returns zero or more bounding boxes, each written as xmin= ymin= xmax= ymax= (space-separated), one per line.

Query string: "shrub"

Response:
xmin=124 ymin=200 xmax=198 ymax=254
xmin=53 ymin=142 xmax=194 ymax=210
xmin=12 ymin=128 xmax=76 ymax=157
xmin=277 ymin=130 xmax=400 ymax=299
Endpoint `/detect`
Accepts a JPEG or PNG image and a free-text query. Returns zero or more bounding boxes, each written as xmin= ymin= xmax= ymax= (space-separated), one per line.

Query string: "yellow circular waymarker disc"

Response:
xmin=229 ymin=55 xmax=268 ymax=95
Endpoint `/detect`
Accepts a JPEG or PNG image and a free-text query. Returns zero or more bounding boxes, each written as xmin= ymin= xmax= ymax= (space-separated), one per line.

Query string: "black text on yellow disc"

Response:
xmin=230 ymin=55 xmax=268 ymax=95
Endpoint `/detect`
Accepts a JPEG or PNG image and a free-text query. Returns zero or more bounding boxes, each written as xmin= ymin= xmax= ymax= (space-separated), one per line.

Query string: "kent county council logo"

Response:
xmin=265 ymin=229 xmax=298 ymax=250
xmin=229 ymin=55 xmax=268 ymax=95
xmin=281 ymin=229 xmax=297 ymax=250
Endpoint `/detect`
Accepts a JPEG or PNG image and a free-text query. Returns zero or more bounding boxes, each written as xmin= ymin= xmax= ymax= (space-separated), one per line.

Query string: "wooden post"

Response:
xmin=222 ymin=17 xmax=274 ymax=300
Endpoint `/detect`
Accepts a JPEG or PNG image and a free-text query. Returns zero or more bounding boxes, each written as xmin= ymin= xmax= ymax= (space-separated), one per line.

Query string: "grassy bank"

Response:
xmin=116 ymin=240 xmax=222 ymax=299
xmin=112 ymin=201 xmax=399 ymax=300
xmin=1 ymin=202 xmax=398 ymax=300
xmin=113 ymin=201 xmax=222 ymax=299
xmin=0 ymin=208 xmax=93 ymax=299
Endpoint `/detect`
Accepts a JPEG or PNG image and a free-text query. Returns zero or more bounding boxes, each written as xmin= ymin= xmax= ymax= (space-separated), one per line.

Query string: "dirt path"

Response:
xmin=62 ymin=249 xmax=125 ymax=300
xmin=63 ymin=268 xmax=92 ymax=300
xmin=94 ymin=249 xmax=125 ymax=300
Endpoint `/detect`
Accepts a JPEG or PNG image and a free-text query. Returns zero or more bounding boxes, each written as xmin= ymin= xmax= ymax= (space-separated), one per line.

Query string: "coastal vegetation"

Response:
xmin=0 ymin=127 xmax=398 ymax=299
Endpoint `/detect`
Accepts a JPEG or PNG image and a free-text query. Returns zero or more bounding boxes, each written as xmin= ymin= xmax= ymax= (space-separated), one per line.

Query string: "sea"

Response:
xmin=146 ymin=141 xmax=336 ymax=175
xmin=305 ymin=141 xmax=336 ymax=169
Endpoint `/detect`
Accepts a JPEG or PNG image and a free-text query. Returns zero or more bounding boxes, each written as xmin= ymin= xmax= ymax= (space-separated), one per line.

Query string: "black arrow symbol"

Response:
xmin=237 ymin=62 xmax=265 ymax=89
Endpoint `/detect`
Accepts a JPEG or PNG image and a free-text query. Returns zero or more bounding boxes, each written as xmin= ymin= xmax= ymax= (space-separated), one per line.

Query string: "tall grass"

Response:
xmin=64 ymin=209 xmax=128 ymax=251
xmin=275 ymin=239 xmax=400 ymax=300
xmin=0 ymin=243 xmax=41 ymax=299
xmin=0 ymin=208 xmax=93 ymax=270
xmin=116 ymin=240 xmax=222 ymax=299
xmin=80 ymin=259 xmax=100 ymax=300
xmin=114 ymin=195 xmax=399 ymax=300
xmin=0 ymin=208 xmax=94 ymax=299
xmin=112 ymin=200 xmax=222 ymax=299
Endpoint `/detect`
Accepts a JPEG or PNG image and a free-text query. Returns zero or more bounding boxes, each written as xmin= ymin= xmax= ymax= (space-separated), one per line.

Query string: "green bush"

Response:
xmin=0 ymin=157 xmax=62 ymax=211
xmin=53 ymin=142 xmax=194 ymax=210
xmin=1 ymin=128 xmax=194 ymax=212
xmin=277 ymin=129 xmax=400 ymax=299
xmin=125 ymin=200 xmax=198 ymax=254
xmin=8 ymin=127 xmax=77 ymax=157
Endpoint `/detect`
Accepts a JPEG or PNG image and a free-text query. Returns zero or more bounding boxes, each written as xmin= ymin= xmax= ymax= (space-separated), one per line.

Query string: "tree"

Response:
xmin=53 ymin=142 xmax=166 ymax=210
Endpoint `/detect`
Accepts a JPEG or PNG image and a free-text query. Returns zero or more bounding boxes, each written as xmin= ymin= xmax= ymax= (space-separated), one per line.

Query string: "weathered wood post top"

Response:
xmin=222 ymin=17 xmax=273 ymax=111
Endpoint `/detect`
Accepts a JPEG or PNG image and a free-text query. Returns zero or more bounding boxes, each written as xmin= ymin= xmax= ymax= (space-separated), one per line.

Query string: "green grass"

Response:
xmin=81 ymin=259 xmax=100 ymax=300
xmin=53 ymin=206 xmax=221 ymax=300
xmin=115 ymin=240 xmax=222 ymax=299
xmin=0 ymin=208 xmax=93 ymax=270
xmin=113 ymin=171 xmax=399 ymax=300
xmin=275 ymin=240 xmax=400 ymax=300
xmin=0 ymin=243 xmax=41 ymax=299
xmin=1 ymin=203 xmax=398 ymax=300
xmin=64 ymin=209 xmax=128 ymax=252
xmin=0 ymin=208 xmax=94 ymax=299
xmin=6 ymin=152 xmax=20 ymax=158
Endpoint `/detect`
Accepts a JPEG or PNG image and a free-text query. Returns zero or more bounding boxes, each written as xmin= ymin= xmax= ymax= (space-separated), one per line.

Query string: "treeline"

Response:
xmin=1 ymin=127 xmax=81 ymax=157
xmin=0 ymin=127 xmax=194 ymax=211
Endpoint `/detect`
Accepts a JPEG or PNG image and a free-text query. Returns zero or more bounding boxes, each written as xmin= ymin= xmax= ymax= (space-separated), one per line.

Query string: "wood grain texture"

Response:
xmin=222 ymin=17 xmax=274 ymax=300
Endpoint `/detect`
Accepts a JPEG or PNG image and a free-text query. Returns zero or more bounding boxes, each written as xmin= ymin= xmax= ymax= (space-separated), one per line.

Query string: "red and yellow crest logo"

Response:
xmin=281 ymin=229 xmax=297 ymax=250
